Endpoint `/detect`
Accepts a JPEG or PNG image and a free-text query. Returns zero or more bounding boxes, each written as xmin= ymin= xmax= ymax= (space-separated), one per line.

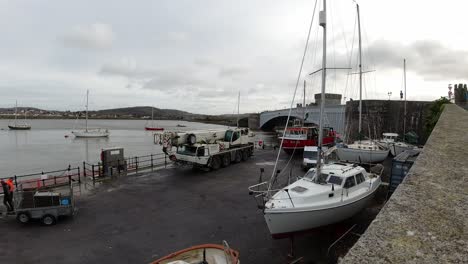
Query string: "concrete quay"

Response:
xmin=341 ymin=104 xmax=468 ymax=264
xmin=0 ymin=149 xmax=385 ymax=264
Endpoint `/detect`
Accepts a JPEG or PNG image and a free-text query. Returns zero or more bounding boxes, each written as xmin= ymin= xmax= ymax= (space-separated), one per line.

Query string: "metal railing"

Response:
xmin=82 ymin=153 xmax=168 ymax=183
xmin=0 ymin=166 xmax=80 ymax=194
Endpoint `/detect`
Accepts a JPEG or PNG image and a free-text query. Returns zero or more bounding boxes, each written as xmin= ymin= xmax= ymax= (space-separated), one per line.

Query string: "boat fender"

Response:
xmin=169 ymin=155 xmax=177 ymax=161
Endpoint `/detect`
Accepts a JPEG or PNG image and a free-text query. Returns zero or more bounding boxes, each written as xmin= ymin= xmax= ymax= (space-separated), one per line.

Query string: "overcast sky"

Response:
xmin=0 ymin=0 xmax=466 ymax=114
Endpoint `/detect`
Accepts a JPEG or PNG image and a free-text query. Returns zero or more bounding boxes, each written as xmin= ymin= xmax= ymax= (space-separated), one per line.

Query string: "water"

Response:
xmin=0 ymin=119 xmax=228 ymax=177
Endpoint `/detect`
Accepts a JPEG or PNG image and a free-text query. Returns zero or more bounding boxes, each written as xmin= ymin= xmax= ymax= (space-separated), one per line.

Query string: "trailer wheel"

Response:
xmin=211 ymin=156 xmax=221 ymax=170
xmin=241 ymin=149 xmax=249 ymax=161
xmin=234 ymin=150 xmax=242 ymax=163
xmin=16 ymin=212 xmax=30 ymax=224
xmin=221 ymin=154 xmax=231 ymax=167
xmin=41 ymin=214 xmax=57 ymax=226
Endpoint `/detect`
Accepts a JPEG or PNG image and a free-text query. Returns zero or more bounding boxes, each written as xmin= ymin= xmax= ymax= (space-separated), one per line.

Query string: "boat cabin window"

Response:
xmin=355 ymin=173 xmax=365 ymax=184
xmin=327 ymin=175 xmax=343 ymax=185
xmin=303 ymin=150 xmax=318 ymax=159
xmin=304 ymin=170 xmax=328 ymax=183
xmin=344 ymin=176 xmax=356 ymax=189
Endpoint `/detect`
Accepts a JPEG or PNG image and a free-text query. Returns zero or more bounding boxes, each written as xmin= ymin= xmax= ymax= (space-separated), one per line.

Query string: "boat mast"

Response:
xmin=403 ymin=59 xmax=407 ymax=142
xmin=236 ymin=91 xmax=240 ymax=128
xmin=303 ymin=80 xmax=306 ymax=125
xmin=357 ymin=4 xmax=363 ymax=140
xmin=14 ymin=100 xmax=18 ymax=126
xmin=85 ymin=90 xmax=89 ymax=132
xmin=316 ymin=0 xmax=327 ymax=179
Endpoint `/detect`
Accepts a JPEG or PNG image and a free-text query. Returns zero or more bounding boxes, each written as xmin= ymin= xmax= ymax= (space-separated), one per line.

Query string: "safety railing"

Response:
xmin=82 ymin=153 xmax=168 ymax=183
xmin=0 ymin=166 xmax=81 ymax=194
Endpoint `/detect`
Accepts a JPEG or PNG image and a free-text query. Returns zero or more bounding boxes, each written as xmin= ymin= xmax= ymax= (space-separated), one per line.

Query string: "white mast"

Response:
xmin=357 ymin=4 xmax=363 ymax=139
xmin=236 ymin=91 xmax=240 ymax=128
xmin=85 ymin=90 xmax=89 ymax=132
xmin=316 ymin=0 xmax=327 ymax=178
xmin=14 ymin=100 xmax=18 ymax=126
xmin=403 ymin=59 xmax=407 ymax=141
xmin=303 ymin=80 xmax=306 ymax=125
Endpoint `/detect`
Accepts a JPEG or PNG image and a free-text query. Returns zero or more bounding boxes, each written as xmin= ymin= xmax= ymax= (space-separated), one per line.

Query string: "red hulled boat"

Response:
xmin=279 ymin=126 xmax=336 ymax=154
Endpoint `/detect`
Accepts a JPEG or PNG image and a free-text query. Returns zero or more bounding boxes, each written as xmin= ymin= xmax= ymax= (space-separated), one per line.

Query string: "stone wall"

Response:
xmin=344 ymin=100 xmax=432 ymax=144
xmin=340 ymin=104 xmax=468 ymax=264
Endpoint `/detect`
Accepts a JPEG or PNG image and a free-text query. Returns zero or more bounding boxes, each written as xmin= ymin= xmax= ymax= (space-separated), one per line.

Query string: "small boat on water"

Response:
xmin=145 ymin=107 xmax=164 ymax=131
xmin=152 ymin=241 xmax=239 ymax=264
xmin=176 ymin=124 xmax=187 ymax=128
xmin=8 ymin=101 xmax=31 ymax=130
xmin=72 ymin=90 xmax=110 ymax=138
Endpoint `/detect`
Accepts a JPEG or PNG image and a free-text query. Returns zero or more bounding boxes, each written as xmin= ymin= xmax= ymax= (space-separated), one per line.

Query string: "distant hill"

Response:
xmin=90 ymin=106 xmax=203 ymax=120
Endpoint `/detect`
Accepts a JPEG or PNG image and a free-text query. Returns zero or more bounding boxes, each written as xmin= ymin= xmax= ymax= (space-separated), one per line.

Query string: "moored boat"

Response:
xmin=8 ymin=101 xmax=31 ymax=130
xmin=279 ymin=126 xmax=336 ymax=154
xmin=145 ymin=106 xmax=164 ymax=131
xmin=152 ymin=241 xmax=240 ymax=264
xmin=72 ymin=90 xmax=110 ymax=138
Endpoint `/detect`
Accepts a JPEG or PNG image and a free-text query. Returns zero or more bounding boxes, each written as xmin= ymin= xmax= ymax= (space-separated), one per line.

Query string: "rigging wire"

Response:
xmin=267 ymin=0 xmax=319 ymax=193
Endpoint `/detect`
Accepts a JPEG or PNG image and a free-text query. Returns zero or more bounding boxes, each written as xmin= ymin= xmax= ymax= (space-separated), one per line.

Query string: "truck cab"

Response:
xmin=302 ymin=146 xmax=327 ymax=170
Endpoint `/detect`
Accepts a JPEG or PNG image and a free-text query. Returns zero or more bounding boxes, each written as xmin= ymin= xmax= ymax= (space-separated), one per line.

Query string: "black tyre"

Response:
xmin=16 ymin=212 xmax=30 ymax=224
xmin=234 ymin=150 xmax=242 ymax=163
xmin=221 ymin=154 xmax=231 ymax=167
xmin=211 ymin=156 xmax=221 ymax=170
xmin=41 ymin=214 xmax=57 ymax=226
xmin=241 ymin=149 xmax=249 ymax=161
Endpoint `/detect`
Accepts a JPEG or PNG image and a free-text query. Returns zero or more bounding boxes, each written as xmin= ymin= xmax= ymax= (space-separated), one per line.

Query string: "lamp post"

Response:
xmin=387 ymin=92 xmax=392 ymax=100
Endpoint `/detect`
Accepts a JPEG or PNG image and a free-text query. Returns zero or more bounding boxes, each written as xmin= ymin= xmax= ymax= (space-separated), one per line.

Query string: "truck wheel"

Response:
xmin=16 ymin=212 xmax=30 ymax=224
xmin=234 ymin=150 xmax=242 ymax=163
xmin=221 ymin=154 xmax=231 ymax=167
xmin=241 ymin=149 xmax=249 ymax=161
xmin=41 ymin=214 xmax=57 ymax=226
xmin=211 ymin=156 xmax=221 ymax=170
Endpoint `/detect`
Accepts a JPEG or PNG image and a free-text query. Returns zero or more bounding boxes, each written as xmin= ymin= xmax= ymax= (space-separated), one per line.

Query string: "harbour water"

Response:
xmin=0 ymin=119 xmax=228 ymax=177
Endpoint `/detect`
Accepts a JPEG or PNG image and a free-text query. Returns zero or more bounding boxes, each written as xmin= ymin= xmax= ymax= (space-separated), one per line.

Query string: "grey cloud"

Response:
xmin=62 ymin=23 xmax=114 ymax=50
xmin=218 ymin=66 xmax=249 ymax=78
xmin=366 ymin=40 xmax=468 ymax=80
xmin=100 ymin=61 xmax=158 ymax=78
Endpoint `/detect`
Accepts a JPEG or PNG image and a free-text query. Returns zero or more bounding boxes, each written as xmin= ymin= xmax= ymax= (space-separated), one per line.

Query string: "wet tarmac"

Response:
xmin=0 ymin=149 xmax=389 ymax=264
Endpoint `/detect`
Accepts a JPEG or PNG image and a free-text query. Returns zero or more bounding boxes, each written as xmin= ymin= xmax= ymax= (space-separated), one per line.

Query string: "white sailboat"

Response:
xmin=249 ymin=1 xmax=382 ymax=238
xmin=8 ymin=101 xmax=31 ymax=130
xmin=335 ymin=4 xmax=389 ymax=163
xmin=72 ymin=90 xmax=109 ymax=138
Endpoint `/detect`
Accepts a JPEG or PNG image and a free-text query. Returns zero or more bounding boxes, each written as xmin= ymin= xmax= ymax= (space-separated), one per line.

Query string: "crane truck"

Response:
xmin=154 ymin=128 xmax=255 ymax=170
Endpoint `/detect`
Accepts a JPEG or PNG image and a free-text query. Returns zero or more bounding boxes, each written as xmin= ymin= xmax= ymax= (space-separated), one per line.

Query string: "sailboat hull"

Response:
xmin=264 ymin=188 xmax=378 ymax=237
xmin=72 ymin=130 xmax=109 ymax=138
xmin=145 ymin=127 xmax=164 ymax=131
xmin=8 ymin=125 xmax=31 ymax=130
xmin=336 ymin=147 xmax=389 ymax=163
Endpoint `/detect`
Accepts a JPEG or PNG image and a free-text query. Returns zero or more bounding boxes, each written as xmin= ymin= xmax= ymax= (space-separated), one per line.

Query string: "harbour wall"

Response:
xmin=340 ymin=104 xmax=468 ymax=263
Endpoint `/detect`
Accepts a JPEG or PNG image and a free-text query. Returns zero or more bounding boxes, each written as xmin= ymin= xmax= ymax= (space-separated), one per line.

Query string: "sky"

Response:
xmin=0 ymin=0 xmax=467 ymax=114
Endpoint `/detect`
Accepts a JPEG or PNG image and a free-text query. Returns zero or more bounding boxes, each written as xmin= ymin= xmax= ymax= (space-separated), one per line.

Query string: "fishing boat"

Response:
xmin=279 ymin=125 xmax=336 ymax=154
xmin=152 ymin=241 xmax=240 ymax=264
xmin=279 ymin=81 xmax=336 ymax=154
xmin=335 ymin=3 xmax=389 ymax=163
xmin=249 ymin=1 xmax=382 ymax=238
xmin=145 ymin=107 xmax=164 ymax=131
xmin=8 ymin=101 xmax=31 ymax=130
xmin=72 ymin=90 xmax=110 ymax=138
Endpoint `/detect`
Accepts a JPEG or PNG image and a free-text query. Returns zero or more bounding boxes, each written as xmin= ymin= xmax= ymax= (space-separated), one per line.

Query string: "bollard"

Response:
xmin=14 ymin=175 xmax=18 ymax=189
xmin=83 ymin=161 xmax=86 ymax=176
xmin=151 ymin=154 xmax=154 ymax=171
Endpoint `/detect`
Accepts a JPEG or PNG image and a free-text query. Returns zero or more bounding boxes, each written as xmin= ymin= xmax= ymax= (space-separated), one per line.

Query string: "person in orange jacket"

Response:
xmin=5 ymin=178 xmax=14 ymax=211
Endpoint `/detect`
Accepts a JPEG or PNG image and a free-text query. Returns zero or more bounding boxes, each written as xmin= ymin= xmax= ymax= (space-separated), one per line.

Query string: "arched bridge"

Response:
xmin=259 ymin=105 xmax=346 ymax=134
